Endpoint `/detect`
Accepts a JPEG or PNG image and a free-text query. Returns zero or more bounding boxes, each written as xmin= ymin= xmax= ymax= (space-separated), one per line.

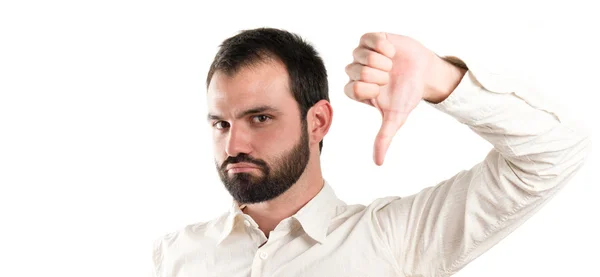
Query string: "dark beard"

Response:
xmin=216 ymin=124 xmax=310 ymax=204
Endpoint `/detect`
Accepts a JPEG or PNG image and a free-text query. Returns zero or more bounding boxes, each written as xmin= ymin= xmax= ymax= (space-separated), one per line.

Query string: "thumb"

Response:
xmin=373 ymin=110 xmax=407 ymax=166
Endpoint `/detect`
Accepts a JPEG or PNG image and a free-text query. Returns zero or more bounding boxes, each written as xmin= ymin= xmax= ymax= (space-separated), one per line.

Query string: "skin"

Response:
xmin=344 ymin=32 xmax=467 ymax=165
xmin=207 ymin=32 xmax=466 ymax=237
xmin=207 ymin=59 xmax=333 ymax=236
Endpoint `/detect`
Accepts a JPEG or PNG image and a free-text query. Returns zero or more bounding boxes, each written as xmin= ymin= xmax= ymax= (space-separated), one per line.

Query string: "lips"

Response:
xmin=226 ymin=162 xmax=261 ymax=172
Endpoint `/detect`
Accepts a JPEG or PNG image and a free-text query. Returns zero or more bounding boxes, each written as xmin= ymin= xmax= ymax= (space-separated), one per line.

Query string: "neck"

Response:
xmin=241 ymin=154 xmax=323 ymax=238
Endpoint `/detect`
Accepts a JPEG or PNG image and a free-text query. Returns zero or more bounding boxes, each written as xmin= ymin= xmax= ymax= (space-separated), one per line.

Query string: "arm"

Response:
xmin=373 ymin=55 xmax=591 ymax=276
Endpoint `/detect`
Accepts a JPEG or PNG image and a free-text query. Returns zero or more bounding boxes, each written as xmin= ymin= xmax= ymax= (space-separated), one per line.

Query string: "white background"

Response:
xmin=1 ymin=0 xmax=598 ymax=276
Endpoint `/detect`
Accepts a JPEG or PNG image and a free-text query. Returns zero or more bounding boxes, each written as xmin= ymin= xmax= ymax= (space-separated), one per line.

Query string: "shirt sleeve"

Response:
xmin=372 ymin=56 xmax=592 ymax=277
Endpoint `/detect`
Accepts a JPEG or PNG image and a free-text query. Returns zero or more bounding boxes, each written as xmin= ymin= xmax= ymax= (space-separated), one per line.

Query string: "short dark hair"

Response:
xmin=206 ymin=27 xmax=329 ymax=152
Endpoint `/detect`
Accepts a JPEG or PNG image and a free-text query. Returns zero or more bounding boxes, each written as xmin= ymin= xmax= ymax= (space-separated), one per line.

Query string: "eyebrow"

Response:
xmin=207 ymin=105 xmax=280 ymax=121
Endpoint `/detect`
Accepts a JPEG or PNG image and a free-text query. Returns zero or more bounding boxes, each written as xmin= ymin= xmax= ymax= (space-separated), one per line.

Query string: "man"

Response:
xmin=152 ymin=28 xmax=591 ymax=277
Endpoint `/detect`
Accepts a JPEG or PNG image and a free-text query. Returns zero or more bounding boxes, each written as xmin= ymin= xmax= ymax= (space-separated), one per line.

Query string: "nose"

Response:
xmin=225 ymin=125 xmax=252 ymax=157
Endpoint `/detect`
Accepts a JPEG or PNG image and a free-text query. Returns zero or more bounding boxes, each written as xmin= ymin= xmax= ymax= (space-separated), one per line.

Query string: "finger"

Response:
xmin=373 ymin=110 xmax=409 ymax=166
xmin=344 ymin=81 xmax=380 ymax=102
xmin=345 ymin=63 xmax=390 ymax=85
xmin=352 ymin=48 xmax=393 ymax=71
xmin=359 ymin=32 xmax=396 ymax=59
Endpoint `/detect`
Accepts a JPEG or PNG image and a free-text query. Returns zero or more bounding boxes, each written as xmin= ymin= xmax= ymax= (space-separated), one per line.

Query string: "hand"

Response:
xmin=344 ymin=32 xmax=440 ymax=166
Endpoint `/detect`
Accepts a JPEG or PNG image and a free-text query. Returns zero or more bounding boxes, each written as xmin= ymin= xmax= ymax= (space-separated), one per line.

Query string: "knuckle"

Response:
xmin=366 ymin=52 xmax=378 ymax=65
xmin=374 ymin=39 xmax=387 ymax=52
xmin=360 ymin=33 xmax=371 ymax=42
xmin=344 ymin=81 xmax=353 ymax=91
xmin=344 ymin=63 xmax=353 ymax=74
xmin=352 ymin=47 xmax=361 ymax=59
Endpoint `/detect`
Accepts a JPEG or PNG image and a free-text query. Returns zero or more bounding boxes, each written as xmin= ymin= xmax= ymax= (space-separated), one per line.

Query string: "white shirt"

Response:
xmin=152 ymin=56 xmax=592 ymax=277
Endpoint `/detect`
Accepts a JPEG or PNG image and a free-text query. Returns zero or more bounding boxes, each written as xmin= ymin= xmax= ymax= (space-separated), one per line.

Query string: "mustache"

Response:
xmin=220 ymin=154 xmax=269 ymax=172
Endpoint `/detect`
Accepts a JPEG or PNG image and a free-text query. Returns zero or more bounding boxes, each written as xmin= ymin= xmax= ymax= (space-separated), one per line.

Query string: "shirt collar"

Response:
xmin=292 ymin=180 xmax=344 ymax=243
xmin=216 ymin=200 xmax=247 ymax=245
xmin=217 ymin=180 xmax=344 ymax=245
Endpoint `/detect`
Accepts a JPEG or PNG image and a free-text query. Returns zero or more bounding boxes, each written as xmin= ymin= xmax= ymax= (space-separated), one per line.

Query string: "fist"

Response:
xmin=344 ymin=32 xmax=438 ymax=165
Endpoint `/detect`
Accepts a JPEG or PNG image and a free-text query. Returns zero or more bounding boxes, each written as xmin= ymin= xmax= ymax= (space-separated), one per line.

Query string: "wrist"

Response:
xmin=423 ymin=55 xmax=468 ymax=104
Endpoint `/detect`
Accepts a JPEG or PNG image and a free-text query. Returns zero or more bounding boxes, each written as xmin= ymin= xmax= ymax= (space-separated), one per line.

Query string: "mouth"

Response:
xmin=227 ymin=167 xmax=259 ymax=173
xmin=226 ymin=163 xmax=261 ymax=173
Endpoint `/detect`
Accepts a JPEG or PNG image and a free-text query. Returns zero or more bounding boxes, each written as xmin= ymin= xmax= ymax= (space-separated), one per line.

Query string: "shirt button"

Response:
xmin=244 ymin=220 xmax=251 ymax=227
xmin=259 ymin=251 xmax=268 ymax=260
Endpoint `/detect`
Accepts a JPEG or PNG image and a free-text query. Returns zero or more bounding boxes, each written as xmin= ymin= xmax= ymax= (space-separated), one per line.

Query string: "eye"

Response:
xmin=252 ymin=115 xmax=271 ymax=124
xmin=213 ymin=121 xmax=230 ymax=130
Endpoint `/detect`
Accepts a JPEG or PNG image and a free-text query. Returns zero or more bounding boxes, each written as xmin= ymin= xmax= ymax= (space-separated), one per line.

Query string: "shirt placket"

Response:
xmin=248 ymin=217 xmax=296 ymax=277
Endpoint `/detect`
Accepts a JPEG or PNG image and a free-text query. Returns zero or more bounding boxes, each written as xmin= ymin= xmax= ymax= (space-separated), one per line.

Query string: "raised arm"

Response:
xmin=344 ymin=32 xmax=592 ymax=276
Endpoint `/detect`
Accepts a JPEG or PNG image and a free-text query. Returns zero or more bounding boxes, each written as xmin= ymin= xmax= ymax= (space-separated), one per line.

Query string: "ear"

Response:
xmin=306 ymin=100 xmax=333 ymax=148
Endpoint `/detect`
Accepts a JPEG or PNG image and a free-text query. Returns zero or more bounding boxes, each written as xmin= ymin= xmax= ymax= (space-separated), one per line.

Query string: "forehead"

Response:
xmin=207 ymin=60 xmax=295 ymax=113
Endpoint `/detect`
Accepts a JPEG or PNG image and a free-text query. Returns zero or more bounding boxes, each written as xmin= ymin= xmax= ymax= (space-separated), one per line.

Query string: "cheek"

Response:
xmin=257 ymin=124 xmax=301 ymax=152
xmin=212 ymin=134 xmax=227 ymax=159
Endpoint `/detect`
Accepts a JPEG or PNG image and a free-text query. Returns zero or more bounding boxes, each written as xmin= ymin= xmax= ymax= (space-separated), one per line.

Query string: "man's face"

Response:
xmin=207 ymin=60 xmax=310 ymax=205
